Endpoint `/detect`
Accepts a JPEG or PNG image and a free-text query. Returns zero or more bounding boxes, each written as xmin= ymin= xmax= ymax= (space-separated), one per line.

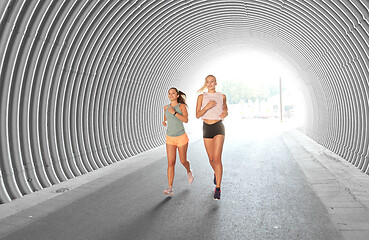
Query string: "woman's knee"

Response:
xmin=180 ymin=158 xmax=188 ymax=165
xmin=168 ymin=160 xmax=176 ymax=168
xmin=213 ymin=158 xmax=222 ymax=166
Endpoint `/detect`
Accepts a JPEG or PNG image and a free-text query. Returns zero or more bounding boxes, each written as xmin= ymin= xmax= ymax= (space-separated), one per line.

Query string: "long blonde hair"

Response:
xmin=197 ymin=75 xmax=216 ymax=93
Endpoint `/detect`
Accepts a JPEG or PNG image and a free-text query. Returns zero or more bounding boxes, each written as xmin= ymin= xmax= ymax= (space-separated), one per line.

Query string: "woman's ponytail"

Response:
xmin=197 ymin=82 xmax=207 ymax=94
xmin=178 ymin=90 xmax=187 ymax=107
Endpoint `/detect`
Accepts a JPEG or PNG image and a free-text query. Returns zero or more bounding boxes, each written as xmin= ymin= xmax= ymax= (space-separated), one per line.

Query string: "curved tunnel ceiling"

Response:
xmin=0 ymin=0 xmax=368 ymax=203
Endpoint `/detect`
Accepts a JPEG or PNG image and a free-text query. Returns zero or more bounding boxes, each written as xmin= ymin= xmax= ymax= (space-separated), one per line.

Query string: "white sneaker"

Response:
xmin=187 ymin=171 xmax=194 ymax=183
xmin=163 ymin=186 xmax=173 ymax=195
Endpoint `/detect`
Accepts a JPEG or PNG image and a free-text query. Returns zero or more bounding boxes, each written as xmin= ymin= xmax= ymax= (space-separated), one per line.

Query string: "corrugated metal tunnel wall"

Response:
xmin=0 ymin=0 xmax=368 ymax=204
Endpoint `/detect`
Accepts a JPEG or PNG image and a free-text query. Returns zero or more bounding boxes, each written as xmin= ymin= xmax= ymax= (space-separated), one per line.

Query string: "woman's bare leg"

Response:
xmin=178 ymin=143 xmax=191 ymax=173
xmin=166 ymin=144 xmax=177 ymax=186
xmin=203 ymin=138 xmax=215 ymax=171
xmin=212 ymin=135 xmax=225 ymax=188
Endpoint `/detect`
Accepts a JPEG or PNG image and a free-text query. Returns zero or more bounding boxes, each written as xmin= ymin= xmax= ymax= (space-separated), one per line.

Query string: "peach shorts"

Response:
xmin=166 ymin=133 xmax=189 ymax=147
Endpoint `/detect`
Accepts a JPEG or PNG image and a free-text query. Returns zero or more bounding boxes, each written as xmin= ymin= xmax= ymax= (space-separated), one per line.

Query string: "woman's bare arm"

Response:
xmin=163 ymin=105 xmax=167 ymax=126
xmin=175 ymin=104 xmax=189 ymax=123
xmin=196 ymin=94 xmax=216 ymax=119
xmin=219 ymin=94 xmax=228 ymax=119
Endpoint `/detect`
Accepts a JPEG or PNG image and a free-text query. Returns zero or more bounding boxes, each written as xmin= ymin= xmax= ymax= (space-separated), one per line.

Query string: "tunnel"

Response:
xmin=0 ymin=0 xmax=368 ymax=204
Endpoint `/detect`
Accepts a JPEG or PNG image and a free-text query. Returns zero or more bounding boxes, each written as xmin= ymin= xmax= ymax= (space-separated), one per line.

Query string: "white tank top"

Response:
xmin=201 ymin=92 xmax=223 ymax=120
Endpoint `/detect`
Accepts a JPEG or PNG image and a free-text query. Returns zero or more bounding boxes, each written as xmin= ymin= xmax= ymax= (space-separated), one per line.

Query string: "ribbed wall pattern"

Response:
xmin=0 ymin=0 xmax=368 ymax=203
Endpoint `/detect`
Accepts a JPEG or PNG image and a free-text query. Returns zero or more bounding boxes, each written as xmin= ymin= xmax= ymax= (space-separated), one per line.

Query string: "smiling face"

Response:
xmin=168 ymin=88 xmax=179 ymax=101
xmin=205 ymin=75 xmax=217 ymax=91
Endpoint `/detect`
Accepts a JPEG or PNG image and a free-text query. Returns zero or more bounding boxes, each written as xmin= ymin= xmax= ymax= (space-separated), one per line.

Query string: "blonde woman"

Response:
xmin=196 ymin=75 xmax=228 ymax=200
xmin=163 ymin=87 xmax=194 ymax=195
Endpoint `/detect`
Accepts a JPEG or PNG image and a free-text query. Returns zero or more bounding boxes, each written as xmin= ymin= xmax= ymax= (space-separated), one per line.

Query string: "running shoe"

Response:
xmin=187 ymin=171 xmax=194 ymax=183
xmin=213 ymin=173 xmax=216 ymax=185
xmin=163 ymin=186 xmax=173 ymax=196
xmin=214 ymin=188 xmax=221 ymax=200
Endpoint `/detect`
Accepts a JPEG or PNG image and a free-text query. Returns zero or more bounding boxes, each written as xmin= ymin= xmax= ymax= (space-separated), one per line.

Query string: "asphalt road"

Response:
xmin=0 ymin=120 xmax=343 ymax=240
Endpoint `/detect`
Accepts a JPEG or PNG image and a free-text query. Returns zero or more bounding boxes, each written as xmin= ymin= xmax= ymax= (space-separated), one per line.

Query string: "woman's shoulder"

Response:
xmin=179 ymin=103 xmax=186 ymax=109
xmin=164 ymin=105 xmax=168 ymax=110
xmin=196 ymin=94 xmax=203 ymax=101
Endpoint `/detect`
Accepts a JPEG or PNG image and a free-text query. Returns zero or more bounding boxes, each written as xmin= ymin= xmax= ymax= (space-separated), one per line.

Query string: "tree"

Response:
xmin=219 ymin=79 xmax=278 ymax=104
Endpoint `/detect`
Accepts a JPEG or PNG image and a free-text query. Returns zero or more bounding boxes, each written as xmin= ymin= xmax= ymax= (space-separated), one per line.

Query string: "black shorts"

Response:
xmin=203 ymin=121 xmax=225 ymax=139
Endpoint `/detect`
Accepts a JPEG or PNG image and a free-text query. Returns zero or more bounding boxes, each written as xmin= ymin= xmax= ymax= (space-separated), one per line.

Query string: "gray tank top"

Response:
xmin=166 ymin=103 xmax=185 ymax=137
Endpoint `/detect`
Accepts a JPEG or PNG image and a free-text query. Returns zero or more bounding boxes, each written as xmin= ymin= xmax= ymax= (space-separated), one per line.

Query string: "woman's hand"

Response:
xmin=205 ymin=100 xmax=216 ymax=110
xmin=168 ymin=106 xmax=176 ymax=115
xmin=163 ymin=106 xmax=167 ymax=125
xmin=219 ymin=111 xmax=227 ymax=119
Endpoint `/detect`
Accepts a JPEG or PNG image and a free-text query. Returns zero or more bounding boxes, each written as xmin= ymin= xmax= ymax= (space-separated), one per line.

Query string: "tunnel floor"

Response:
xmin=0 ymin=119 xmax=368 ymax=240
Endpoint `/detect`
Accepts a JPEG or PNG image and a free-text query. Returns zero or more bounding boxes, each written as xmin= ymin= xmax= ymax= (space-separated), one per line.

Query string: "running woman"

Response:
xmin=196 ymin=75 xmax=228 ymax=200
xmin=163 ymin=87 xmax=194 ymax=195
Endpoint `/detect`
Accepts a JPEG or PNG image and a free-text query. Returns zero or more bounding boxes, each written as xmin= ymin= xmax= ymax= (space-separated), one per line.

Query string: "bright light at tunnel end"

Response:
xmin=184 ymin=48 xmax=307 ymax=137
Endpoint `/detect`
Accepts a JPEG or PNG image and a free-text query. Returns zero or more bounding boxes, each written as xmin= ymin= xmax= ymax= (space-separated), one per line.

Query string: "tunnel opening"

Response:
xmin=183 ymin=47 xmax=308 ymax=138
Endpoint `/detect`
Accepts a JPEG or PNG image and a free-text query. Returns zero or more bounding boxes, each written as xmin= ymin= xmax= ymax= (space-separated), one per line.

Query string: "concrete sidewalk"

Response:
xmin=283 ymin=129 xmax=369 ymax=240
xmin=0 ymin=119 xmax=368 ymax=240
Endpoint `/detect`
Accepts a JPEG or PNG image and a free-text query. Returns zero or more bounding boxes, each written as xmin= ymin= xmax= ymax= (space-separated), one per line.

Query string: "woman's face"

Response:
xmin=205 ymin=76 xmax=217 ymax=90
xmin=168 ymin=89 xmax=179 ymax=101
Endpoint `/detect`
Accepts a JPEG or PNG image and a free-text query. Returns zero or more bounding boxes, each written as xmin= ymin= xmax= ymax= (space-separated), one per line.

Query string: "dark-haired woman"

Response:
xmin=196 ymin=75 xmax=228 ymax=200
xmin=162 ymin=87 xmax=194 ymax=195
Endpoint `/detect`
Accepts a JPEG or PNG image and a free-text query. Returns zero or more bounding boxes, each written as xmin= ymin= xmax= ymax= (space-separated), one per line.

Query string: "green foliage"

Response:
xmin=219 ymin=79 xmax=279 ymax=104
